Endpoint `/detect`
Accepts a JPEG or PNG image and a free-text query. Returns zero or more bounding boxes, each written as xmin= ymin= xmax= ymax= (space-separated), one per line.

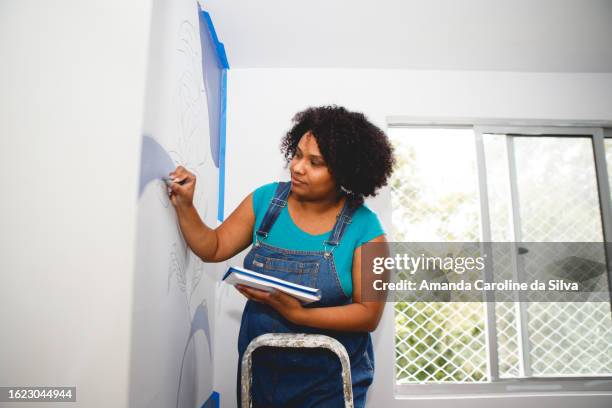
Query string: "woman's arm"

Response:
xmin=236 ymin=234 xmax=390 ymax=332
xmin=169 ymin=166 xmax=255 ymax=262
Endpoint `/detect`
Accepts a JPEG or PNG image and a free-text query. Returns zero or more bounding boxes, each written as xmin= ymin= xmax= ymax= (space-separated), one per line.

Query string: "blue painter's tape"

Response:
xmin=197 ymin=5 xmax=229 ymax=222
xmin=201 ymin=391 xmax=220 ymax=408
xmin=218 ymin=69 xmax=227 ymax=222
xmin=200 ymin=10 xmax=229 ymax=69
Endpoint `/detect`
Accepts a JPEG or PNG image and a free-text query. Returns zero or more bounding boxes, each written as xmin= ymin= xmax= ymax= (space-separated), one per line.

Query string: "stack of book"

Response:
xmin=223 ymin=266 xmax=322 ymax=304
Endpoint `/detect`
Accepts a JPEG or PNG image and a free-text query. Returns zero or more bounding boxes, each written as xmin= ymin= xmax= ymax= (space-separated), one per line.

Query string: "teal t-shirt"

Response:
xmin=251 ymin=182 xmax=385 ymax=297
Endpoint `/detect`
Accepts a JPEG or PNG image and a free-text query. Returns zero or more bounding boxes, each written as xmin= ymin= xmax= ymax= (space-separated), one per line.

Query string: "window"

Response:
xmin=390 ymin=125 xmax=612 ymax=395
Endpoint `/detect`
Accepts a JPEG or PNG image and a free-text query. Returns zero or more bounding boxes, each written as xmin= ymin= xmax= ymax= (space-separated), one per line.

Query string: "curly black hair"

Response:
xmin=280 ymin=105 xmax=395 ymax=208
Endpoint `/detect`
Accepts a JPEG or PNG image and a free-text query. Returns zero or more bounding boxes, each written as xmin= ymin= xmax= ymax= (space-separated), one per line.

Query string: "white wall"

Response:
xmin=202 ymin=0 xmax=612 ymax=73
xmin=0 ymin=1 xmax=150 ymax=407
xmin=215 ymin=68 xmax=612 ymax=407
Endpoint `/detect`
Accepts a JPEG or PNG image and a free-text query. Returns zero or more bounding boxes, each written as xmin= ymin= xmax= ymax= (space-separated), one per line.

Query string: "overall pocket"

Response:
xmin=252 ymin=254 xmax=320 ymax=288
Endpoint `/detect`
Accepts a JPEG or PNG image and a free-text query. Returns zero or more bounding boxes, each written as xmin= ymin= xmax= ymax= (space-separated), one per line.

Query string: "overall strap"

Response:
xmin=324 ymin=197 xmax=357 ymax=248
xmin=255 ymin=181 xmax=291 ymax=239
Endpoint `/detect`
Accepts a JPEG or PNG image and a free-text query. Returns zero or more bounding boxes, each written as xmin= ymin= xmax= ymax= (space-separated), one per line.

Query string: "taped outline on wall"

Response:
xmin=198 ymin=6 xmax=229 ymax=222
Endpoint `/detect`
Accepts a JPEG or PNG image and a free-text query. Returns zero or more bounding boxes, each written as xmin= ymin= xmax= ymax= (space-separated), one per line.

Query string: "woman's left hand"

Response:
xmin=235 ymin=285 xmax=305 ymax=324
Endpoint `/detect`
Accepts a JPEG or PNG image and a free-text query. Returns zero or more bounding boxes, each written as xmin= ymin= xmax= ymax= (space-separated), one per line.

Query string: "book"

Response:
xmin=222 ymin=266 xmax=322 ymax=304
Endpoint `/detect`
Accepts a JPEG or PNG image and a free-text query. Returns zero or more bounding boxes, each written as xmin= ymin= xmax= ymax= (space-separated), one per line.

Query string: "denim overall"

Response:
xmin=237 ymin=182 xmax=374 ymax=408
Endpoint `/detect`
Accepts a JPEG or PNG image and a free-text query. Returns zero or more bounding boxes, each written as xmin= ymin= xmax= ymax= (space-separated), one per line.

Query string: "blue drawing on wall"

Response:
xmin=138 ymin=135 xmax=176 ymax=198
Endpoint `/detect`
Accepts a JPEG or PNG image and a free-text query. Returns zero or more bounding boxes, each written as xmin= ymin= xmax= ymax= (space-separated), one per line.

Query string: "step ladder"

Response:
xmin=240 ymin=333 xmax=354 ymax=408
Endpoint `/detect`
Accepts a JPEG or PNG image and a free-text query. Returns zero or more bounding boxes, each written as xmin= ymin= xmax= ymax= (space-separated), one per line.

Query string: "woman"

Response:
xmin=168 ymin=105 xmax=394 ymax=407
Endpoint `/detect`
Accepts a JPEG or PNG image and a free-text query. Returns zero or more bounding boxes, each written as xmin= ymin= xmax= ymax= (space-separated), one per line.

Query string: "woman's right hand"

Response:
xmin=168 ymin=165 xmax=196 ymax=210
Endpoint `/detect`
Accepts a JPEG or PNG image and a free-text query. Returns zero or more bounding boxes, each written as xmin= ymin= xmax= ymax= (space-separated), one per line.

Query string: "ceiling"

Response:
xmin=202 ymin=0 xmax=612 ymax=73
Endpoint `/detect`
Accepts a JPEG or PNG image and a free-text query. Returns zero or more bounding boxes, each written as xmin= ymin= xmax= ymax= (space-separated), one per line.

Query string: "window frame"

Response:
xmin=387 ymin=119 xmax=612 ymax=397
